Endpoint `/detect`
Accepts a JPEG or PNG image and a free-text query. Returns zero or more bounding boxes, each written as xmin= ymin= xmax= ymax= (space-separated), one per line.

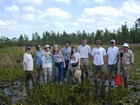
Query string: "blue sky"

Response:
xmin=0 ymin=0 xmax=140 ymax=40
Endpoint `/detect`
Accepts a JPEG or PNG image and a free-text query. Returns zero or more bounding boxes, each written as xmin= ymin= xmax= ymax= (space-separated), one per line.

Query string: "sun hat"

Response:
xmin=74 ymin=69 xmax=82 ymax=79
xmin=44 ymin=45 xmax=50 ymax=48
xmin=26 ymin=46 xmax=31 ymax=50
xmin=123 ymin=43 xmax=129 ymax=48
xmin=110 ymin=39 xmax=115 ymax=43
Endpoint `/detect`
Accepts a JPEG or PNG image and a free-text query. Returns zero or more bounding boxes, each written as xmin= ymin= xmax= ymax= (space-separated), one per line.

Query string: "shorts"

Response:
xmin=93 ymin=64 xmax=105 ymax=73
xmin=43 ymin=67 xmax=52 ymax=76
xmin=108 ymin=63 xmax=118 ymax=75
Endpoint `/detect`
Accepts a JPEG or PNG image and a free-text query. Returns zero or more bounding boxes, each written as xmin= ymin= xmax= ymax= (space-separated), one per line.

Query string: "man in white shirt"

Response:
xmin=78 ymin=39 xmax=91 ymax=80
xmin=91 ymin=40 xmax=106 ymax=83
xmin=107 ymin=39 xmax=119 ymax=84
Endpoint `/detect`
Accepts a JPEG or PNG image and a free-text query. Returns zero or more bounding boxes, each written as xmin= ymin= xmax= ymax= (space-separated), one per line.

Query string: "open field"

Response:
xmin=0 ymin=44 xmax=140 ymax=105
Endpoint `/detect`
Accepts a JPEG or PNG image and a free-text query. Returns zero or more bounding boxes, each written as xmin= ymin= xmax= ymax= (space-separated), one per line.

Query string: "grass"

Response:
xmin=0 ymin=44 xmax=140 ymax=104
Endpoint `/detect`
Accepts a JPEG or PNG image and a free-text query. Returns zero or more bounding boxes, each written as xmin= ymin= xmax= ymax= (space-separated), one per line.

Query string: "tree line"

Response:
xmin=0 ymin=18 xmax=140 ymax=48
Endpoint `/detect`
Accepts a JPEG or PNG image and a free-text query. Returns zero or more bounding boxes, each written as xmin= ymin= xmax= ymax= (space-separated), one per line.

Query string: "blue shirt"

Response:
xmin=35 ymin=50 xmax=43 ymax=65
xmin=61 ymin=47 xmax=71 ymax=61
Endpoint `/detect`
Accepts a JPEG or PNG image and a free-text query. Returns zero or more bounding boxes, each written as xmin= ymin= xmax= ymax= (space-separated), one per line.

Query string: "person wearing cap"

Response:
xmin=42 ymin=45 xmax=52 ymax=83
xmin=61 ymin=41 xmax=71 ymax=81
xmin=68 ymin=46 xmax=81 ymax=84
xmin=77 ymin=38 xmax=91 ymax=81
xmin=52 ymin=44 xmax=66 ymax=84
xmin=91 ymin=40 xmax=106 ymax=83
xmin=107 ymin=39 xmax=119 ymax=85
xmin=34 ymin=45 xmax=43 ymax=82
xmin=23 ymin=46 xmax=36 ymax=85
xmin=120 ymin=43 xmax=134 ymax=87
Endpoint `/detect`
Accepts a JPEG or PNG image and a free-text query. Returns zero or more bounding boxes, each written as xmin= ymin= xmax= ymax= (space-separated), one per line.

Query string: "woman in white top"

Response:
xmin=68 ymin=46 xmax=81 ymax=84
xmin=23 ymin=46 xmax=36 ymax=85
xmin=42 ymin=45 xmax=52 ymax=83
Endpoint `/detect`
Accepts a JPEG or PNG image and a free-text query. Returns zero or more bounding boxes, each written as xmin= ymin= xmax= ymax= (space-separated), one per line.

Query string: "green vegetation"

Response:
xmin=0 ymin=18 xmax=140 ymax=48
xmin=0 ymin=44 xmax=140 ymax=104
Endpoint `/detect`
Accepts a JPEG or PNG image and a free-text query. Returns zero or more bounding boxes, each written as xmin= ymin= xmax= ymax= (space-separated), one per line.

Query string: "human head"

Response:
xmin=110 ymin=39 xmax=116 ymax=47
xmin=122 ymin=43 xmax=129 ymax=51
xmin=25 ymin=45 xmax=31 ymax=52
xmin=72 ymin=46 xmax=77 ymax=53
xmin=52 ymin=44 xmax=59 ymax=54
xmin=36 ymin=45 xmax=41 ymax=51
xmin=82 ymin=38 xmax=87 ymax=46
xmin=65 ymin=41 xmax=70 ymax=48
xmin=44 ymin=45 xmax=50 ymax=51
xmin=95 ymin=40 xmax=102 ymax=48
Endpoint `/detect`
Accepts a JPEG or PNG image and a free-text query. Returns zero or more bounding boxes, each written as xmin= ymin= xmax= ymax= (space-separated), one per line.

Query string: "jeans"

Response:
xmin=63 ymin=60 xmax=69 ymax=79
xmin=54 ymin=61 xmax=64 ymax=82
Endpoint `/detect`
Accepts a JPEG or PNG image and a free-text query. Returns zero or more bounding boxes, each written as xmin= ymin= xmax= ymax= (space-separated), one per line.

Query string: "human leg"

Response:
xmin=108 ymin=65 xmax=113 ymax=81
xmin=100 ymin=64 xmax=105 ymax=81
xmin=59 ymin=62 xmax=64 ymax=82
xmin=93 ymin=64 xmax=98 ymax=81
xmin=64 ymin=61 xmax=69 ymax=79
xmin=29 ymin=71 xmax=36 ymax=85
xmin=54 ymin=63 xmax=59 ymax=82
xmin=36 ymin=64 xmax=41 ymax=81
xmin=47 ymin=67 xmax=52 ymax=83
xmin=43 ymin=68 xmax=48 ymax=83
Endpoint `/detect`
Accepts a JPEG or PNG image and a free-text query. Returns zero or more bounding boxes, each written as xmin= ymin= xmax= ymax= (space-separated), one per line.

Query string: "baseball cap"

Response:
xmin=26 ymin=46 xmax=31 ymax=50
xmin=110 ymin=39 xmax=115 ymax=43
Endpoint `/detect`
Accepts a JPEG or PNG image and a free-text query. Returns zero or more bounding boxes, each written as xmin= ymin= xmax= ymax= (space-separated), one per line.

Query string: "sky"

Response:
xmin=0 ymin=0 xmax=140 ymax=40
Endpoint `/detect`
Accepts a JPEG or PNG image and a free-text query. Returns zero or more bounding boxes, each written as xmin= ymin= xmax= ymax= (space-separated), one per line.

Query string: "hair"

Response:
xmin=70 ymin=46 xmax=77 ymax=59
xmin=36 ymin=45 xmax=40 ymax=51
xmin=52 ymin=46 xmax=60 ymax=55
xmin=65 ymin=41 xmax=70 ymax=44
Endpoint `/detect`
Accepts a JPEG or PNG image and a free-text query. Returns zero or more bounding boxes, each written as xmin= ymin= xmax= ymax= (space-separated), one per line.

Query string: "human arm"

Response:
xmin=60 ymin=52 xmax=66 ymax=68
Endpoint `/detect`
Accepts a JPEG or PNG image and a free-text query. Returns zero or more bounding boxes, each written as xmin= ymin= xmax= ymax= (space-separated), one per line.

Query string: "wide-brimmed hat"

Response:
xmin=123 ymin=43 xmax=129 ymax=48
xmin=44 ymin=45 xmax=50 ymax=48
xmin=74 ymin=69 xmax=82 ymax=79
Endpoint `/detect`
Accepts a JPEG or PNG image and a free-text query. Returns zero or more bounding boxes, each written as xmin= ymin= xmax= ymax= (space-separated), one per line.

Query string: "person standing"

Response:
xmin=23 ymin=46 xmax=36 ymax=85
xmin=52 ymin=44 xmax=66 ymax=84
xmin=61 ymin=41 xmax=71 ymax=81
xmin=34 ymin=45 xmax=43 ymax=82
xmin=107 ymin=39 xmax=119 ymax=84
xmin=120 ymin=43 xmax=134 ymax=87
xmin=91 ymin=40 xmax=106 ymax=83
xmin=42 ymin=45 xmax=52 ymax=83
xmin=77 ymin=38 xmax=91 ymax=81
xmin=68 ymin=46 xmax=81 ymax=84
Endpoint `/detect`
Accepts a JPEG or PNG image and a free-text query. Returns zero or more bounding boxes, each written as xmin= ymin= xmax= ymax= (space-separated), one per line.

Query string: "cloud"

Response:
xmin=13 ymin=0 xmax=43 ymax=5
xmin=71 ymin=22 xmax=79 ymax=26
xmin=93 ymin=0 xmax=108 ymax=4
xmin=5 ymin=4 xmax=19 ymax=12
xmin=21 ymin=14 xmax=35 ymax=21
xmin=0 ymin=20 xmax=7 ymax=26
xmin=84 ymin=6 xmax=122 ymax=17
xmin=54 ymin=0 xmax=70 ymax=4
xmin=120 ymin=0 xmax=140 ymax=14
xmin=38 ymin=8 xmax=72 ymax=21
xmin=22 ymin=5 xmax=36 ymax=12
xmin=53 ymin=21 xmax=64 ymax=27
xmin=78 ymin=17 xmax=94 ymax=23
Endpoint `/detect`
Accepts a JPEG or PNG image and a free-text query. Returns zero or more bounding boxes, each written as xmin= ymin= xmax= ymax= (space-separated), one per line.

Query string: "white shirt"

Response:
xmin=77 ymin=45 xmax=91 ymax=58
xmin=23 ymin=53 xmax=33 ymax=71
xmin=107 ymin=46 xmax=119 ymax=65
xmin=91 ymin=47 xmax=106 ymax=66
xmin=42 ymin=52 xmax=52 ymax=67
xmin=70 ymin=52 xmax=81 ymax=63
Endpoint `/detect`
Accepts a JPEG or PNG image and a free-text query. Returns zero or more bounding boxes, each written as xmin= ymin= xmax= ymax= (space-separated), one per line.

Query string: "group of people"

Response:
xmin=23 ymin=39 xmax=134 ymax=87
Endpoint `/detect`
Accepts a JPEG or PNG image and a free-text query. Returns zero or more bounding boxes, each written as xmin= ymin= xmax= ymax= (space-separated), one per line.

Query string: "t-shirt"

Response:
xmin=52 ymin=51 xmax=63 ymax=63
xmin=91 ymin=47 xmax=106 ymax=66
xmin=70 ymin=52 xmax=81 ymax=64
xmin=77 ymin=45 xmax=91 ymax=58
xmin=23 ymin=53 xmax=33 ymax=71
xmin=107 ymin=46 xmax=119 ymax=65
xmin=42 ymin=51 xmax=52 ymax=67
xmin=35 ymin=50 xmax=43 ymax=65
xmin=61 ymin=47 xmax=71 ymax=61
